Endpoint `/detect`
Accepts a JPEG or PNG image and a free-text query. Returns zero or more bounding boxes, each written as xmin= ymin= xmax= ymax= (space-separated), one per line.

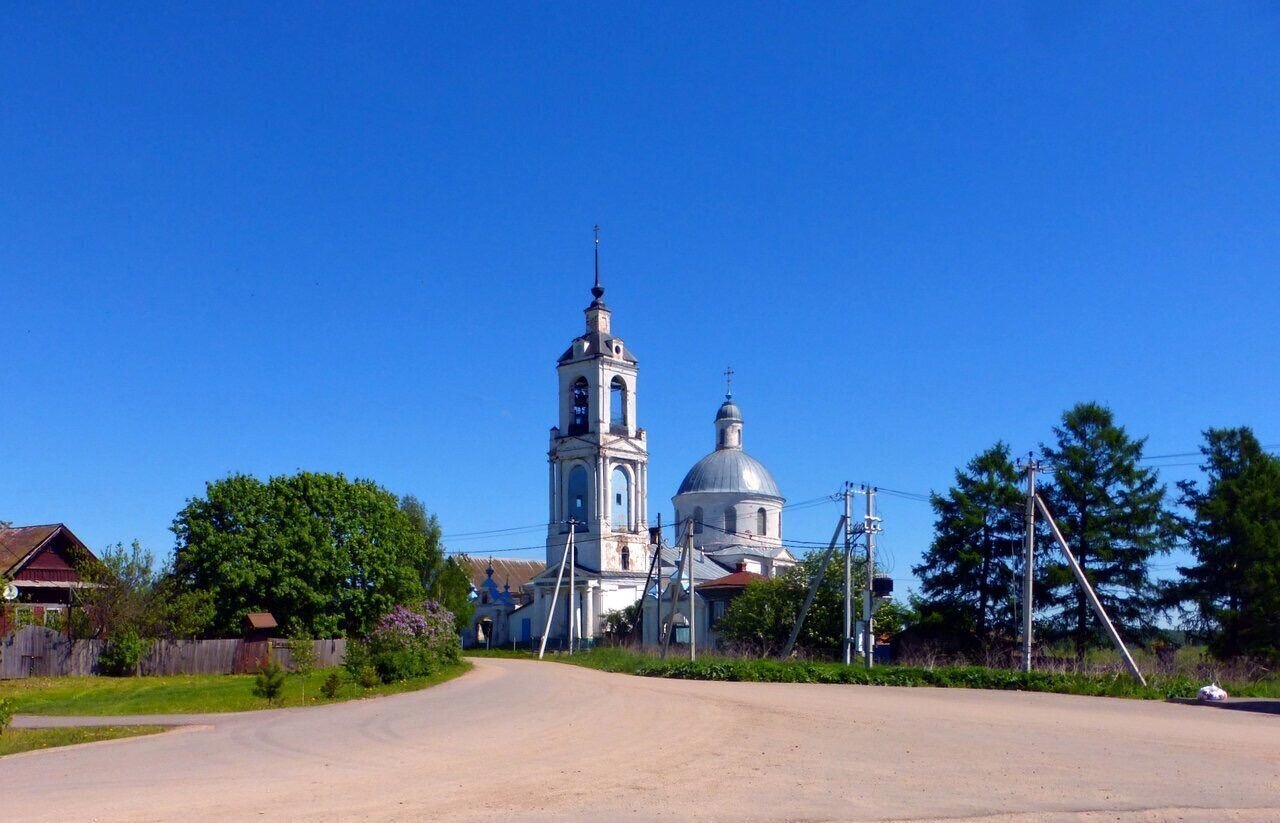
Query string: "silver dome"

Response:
xmin=676 ymin=449 xmax=783 ymax=498
xmin=715 ymin=399 xmax=742 ymax=422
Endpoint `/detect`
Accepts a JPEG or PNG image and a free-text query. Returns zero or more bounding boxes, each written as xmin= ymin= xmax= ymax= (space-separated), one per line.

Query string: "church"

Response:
xmin=488 ymin=248 xmax=795 ymax=650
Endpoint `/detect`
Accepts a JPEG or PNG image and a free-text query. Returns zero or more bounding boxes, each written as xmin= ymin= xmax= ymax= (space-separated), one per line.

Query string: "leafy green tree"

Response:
xmin=715 ymin=576 xmax=801 ymax=656
xmin=285 ymin=630 xmax=318 ymax=702
xmin=717 ymin=554 xmax=900 ymax=657
xmin=75 ymin=541 xmax=158 ymax=639
xmin=75 ymin=541 xmax=215 ymax=641
xmin=1171 ymin=427 xmax=1280 ymax=663
xmin=170 ymin=472 xmax=432 ymax=637
xmin=1039 ymin=403 xmax=1173 ymax=660
xmin=602 ymin=604 xmax=639 ymax=640
xmin=401 ymin=496 xmax=474 ymax=631
xmin=912 ymin=443 xmax=1024 ymax=653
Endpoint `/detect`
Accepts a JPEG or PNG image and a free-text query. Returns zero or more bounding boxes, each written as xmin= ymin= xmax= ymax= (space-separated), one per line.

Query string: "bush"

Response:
xmin=253 ymin=659 xmax=286 ymax=704
xmin=99 ymin=629 xmax=146 ymax=676
xmin=320 ymin=670 xmax=343 ymax=699
xmin=0 ymin=697 xmax=13 ymax=735
xmin=355 ymin=601 xmax=459 ymax=684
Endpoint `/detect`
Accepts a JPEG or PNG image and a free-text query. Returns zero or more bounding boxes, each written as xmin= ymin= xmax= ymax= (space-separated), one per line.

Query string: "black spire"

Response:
xmin=591 ymin=224 xmax=605 ymax=304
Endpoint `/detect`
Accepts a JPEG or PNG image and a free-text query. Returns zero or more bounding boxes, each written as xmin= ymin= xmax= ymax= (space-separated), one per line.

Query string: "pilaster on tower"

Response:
xmin=545 ymin=239 xmax=649 ymax=574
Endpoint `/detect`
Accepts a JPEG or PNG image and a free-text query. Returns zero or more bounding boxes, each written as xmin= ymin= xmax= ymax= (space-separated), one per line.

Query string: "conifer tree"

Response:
xmin=1039 ymin=403 xmax=1172 ymax=660
xmin=1172 ymin=427 xmax=1280 ymax=663
xmin=912 ymin=442 xmax=1024 ymax=653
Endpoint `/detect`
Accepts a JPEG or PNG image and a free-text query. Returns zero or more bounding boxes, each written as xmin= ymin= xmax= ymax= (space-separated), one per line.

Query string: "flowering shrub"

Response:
xmin=347 ymin=600 xmax=459 ymax=684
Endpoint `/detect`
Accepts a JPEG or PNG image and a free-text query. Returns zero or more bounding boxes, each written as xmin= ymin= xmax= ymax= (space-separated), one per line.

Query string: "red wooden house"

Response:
xmin=0 ymin=524 xmax=98 ymax=635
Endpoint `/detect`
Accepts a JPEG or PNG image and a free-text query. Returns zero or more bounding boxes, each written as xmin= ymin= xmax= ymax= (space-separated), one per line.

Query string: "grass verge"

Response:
xmin=0 ymin=662 xmax=471 ymax=716
xmin=0 ymin=725 xmax=167 ymax=757
xmin=467 ymin=648 xmax=1280 ymax=700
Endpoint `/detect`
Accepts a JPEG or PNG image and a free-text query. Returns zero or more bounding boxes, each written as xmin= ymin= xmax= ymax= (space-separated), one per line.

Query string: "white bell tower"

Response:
xmin=546 ymin=230 xmax=649 ymax=573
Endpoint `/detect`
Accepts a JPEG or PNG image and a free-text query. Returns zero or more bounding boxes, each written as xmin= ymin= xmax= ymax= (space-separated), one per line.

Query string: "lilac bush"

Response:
xmin=349 ymin=600 xmax=460 ymax=684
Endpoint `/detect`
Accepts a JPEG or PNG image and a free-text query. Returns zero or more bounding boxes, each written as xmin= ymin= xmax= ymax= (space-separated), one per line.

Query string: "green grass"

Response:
xmin=0 ymin=725 xmax=167 ymax=757
xmin=0 ymin=662 xmax=471 ymax=716
xmin=467 ymin=647 xmax=1280 ymax=700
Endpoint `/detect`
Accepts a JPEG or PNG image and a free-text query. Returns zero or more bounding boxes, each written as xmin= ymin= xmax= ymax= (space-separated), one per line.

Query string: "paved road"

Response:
xmin=7 ymin=658 xmax=1279 ymax=822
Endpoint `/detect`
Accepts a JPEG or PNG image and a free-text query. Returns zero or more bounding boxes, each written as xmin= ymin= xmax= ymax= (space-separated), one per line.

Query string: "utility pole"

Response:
xmin=782 ymin=515 xmax=849 ymax=658
xmin=1035 ymin=494 xmax=1146 ymax=685
xmin=861 ymin=487 xmax=881 ymax=667
xmin=634 ymin=515 xmax=662 ymax=646
xmin=843 ymin=483 xmax=854 ymax=665
xmin=538 ymin=521 xmax=575 ymax=660
xmin=688 ymin=523 xmax=696 ymax=662
xmin=1019 ymin=454 xmax=1039 ymax=673
xmin=568 ymin=518 xmax=576 ymax=655
xmin=660 ymin=519 xmax=693 ymax=660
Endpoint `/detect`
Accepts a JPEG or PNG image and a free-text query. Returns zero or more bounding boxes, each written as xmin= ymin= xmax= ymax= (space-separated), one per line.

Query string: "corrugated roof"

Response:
xmin=455 ymin=554 xmax=546 ymax=592
xmin=0 ymin=524 xmax=69 ymax=575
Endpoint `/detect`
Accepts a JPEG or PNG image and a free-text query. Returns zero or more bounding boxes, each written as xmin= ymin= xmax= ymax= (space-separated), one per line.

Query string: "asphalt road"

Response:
xmin=7 ymin=658 xmax=1279 ymax=822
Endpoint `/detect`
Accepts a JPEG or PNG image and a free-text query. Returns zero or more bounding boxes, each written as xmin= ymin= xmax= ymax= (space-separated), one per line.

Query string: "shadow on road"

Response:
xmin=1167 ymin=698 xmax=1280 ymax=716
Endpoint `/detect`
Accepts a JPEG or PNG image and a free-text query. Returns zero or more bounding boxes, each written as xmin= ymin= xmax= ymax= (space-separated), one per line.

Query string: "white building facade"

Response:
xmin=672 ymin=397 xmax=796 ymax=577
xmin=519 ymin=271 xmax=656 ymax=647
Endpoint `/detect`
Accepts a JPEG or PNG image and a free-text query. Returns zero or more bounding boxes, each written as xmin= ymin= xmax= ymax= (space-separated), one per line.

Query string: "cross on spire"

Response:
xmin=724 ymin=365 xmax=735 ymax=399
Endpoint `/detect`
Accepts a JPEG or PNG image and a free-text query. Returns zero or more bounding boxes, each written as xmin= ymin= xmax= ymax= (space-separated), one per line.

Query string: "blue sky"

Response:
xmin=3 ymin=4 xmax=1277 ymax=594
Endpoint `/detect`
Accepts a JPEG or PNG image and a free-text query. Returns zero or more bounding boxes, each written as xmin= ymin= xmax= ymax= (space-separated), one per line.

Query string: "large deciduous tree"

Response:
xmin=912 ymin=442 xmax=1024 ymax=654
xmin=170 ymin=472 xmax=435 ymax=638
xmin=1172 ymin=427 xmax=1280 ymax=663
xmin=400 ymin=495 xmax=474 ymax=632
xmin=1039 ymin=403 xmax=1172 ymax=660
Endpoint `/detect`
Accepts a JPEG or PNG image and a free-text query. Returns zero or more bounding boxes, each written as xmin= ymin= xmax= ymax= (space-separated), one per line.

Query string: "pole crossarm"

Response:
xmin=1034 ymin=494 xmax=1147 ymax=686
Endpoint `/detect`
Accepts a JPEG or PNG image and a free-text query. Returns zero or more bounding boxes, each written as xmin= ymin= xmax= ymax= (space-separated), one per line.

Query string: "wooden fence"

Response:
xmin=0 ymin=626 xmax=346 ymax=679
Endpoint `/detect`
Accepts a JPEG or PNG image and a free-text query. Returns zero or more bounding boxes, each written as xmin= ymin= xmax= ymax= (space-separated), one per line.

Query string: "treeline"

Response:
xmin=74 ymin=472 xmax=474 ymax=643
xmin=910 ymin=402 xmax=1280 ymax=665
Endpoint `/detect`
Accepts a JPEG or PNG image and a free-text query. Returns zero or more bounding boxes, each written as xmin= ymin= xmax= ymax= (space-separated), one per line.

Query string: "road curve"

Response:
xmin=6 ymin=658 xmax=1279 ymax=823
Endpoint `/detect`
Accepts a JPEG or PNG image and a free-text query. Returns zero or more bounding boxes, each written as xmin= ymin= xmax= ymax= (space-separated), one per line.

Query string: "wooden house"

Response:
xmin=0 ymin=524 xmax=99 ymax=635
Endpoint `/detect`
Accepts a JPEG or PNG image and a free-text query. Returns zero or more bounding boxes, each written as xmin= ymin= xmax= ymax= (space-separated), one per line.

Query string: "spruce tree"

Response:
xmin=1039 ymin=403 xmax=1172 ymax=660
xmin=912 ymin=442 xmax=1024 ymax=654
xmin=1173 ymin=427 xmax=1280 ymax=663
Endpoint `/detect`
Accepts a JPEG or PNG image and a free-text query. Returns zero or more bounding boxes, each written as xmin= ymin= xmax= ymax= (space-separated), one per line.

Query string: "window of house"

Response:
xmin=620 ymin=546 xmax=630 ymax=570
xmin=570 ymin=377 xmax=590 ymax=435
xmin=725 ymin=507 xmax=737 ymax=534
xmin=757 ymin=507 xmax=768 ymax=536
xmin=693 ymin=507 xmax=704 ymax=534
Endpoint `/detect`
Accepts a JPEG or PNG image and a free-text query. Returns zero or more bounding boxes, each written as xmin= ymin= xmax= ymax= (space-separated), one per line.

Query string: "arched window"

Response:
xmin=692 ymin=507 xmax=704 ymax=534
xmin=567 ymin=465 xmax=589 ymax=531
xmin=620 ymin=546 xmax=630 ymax=571
xmin=610 ymin=376 xmax=627 ymax=429
xmin=725 ymin=507 xmax=737 ymax=534
xmin=611 ymin=466 xmax=631 ymax=529
xmin=569 ymin=377 xmax=590 ymax=435
xmin=757 ymin=507 xmax=768 ymax=536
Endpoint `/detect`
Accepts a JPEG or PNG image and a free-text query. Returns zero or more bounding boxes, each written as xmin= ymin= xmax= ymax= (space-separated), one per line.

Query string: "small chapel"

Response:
xmin=487 ymin=242 xmax=795 ymax=650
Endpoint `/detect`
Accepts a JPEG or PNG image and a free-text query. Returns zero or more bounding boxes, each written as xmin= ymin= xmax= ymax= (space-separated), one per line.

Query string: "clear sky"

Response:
xmin=3 ymin=4 xmax=1277 ymax=595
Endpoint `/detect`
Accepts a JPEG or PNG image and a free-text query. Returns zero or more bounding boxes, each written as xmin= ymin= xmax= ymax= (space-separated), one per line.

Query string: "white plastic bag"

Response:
xmin=1197 ymin=683 xmax=1228 ymax=702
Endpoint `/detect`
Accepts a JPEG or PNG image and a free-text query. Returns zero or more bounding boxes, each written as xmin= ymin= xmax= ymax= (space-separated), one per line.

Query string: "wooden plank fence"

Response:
xmin=0 ymin=626 xmax=346 ymax=679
